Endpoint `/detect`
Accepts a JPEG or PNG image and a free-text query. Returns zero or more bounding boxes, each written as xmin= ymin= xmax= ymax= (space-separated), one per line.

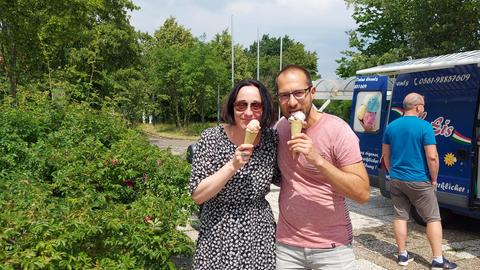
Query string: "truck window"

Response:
xmin=353 ymin=91 xmax=383 ymax=133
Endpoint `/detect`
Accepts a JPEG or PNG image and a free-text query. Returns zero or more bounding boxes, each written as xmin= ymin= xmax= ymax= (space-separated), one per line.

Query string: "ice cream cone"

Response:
xmin=244 ymin=130 xmax=258 ymax=144
xmin=290 ymin=120 xmax=303 ymax=138
xmin=290 ymin=120 xmax=303 ymax=159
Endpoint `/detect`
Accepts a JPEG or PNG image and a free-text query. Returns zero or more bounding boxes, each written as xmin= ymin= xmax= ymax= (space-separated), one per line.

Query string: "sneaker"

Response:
xmin=397 ymin=252 xmax=414 ymax=266
xmin=431 ymin=257 xmax=458 ymax=270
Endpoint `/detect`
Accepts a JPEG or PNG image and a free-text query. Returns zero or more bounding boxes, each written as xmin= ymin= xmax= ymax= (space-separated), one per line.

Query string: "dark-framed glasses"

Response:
xmin=277 ymin=86 xmax=311 ymax=103
xmin=234 ymin=101 xmax=263 ymax=112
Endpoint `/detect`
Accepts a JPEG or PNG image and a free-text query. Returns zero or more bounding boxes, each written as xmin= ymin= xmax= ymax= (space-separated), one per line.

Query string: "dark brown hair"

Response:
xmin=221 ymin=79 xmax=275 ymax=128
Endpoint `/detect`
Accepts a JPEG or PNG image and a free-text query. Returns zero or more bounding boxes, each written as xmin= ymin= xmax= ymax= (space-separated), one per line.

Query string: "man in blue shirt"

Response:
xmin=383 ymin=92 xmax=458 ymax=270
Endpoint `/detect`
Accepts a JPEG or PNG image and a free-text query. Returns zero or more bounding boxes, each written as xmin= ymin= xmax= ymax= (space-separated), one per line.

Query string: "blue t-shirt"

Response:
xmin=383 ymin=116 xmax=436 ymax=181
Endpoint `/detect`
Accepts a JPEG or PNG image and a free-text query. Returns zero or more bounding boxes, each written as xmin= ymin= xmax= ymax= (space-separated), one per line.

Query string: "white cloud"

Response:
xmin=225 ymin=1 xmax=257 ymax=13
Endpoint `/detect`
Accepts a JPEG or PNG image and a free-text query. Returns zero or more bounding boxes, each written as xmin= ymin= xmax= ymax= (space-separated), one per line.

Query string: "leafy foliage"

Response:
xmin=337 ymin=0 xmax=480 ymax=78
xmin=314 ymin=99 xmax=352 ymax=122
xmin=143 ymin=18 xmax=230 ymax=127
xmin=245 ymin=34 xmax=319 ymax=92
xmin=1 ymin=4 xmax=322 ymax=124
xmin=210 ymin=29 xmax=253 ymax=85
xmin=0 ymin=0 xmax=141 ymax=104
xmin=0 ymin=91 xmax=195 ymax=269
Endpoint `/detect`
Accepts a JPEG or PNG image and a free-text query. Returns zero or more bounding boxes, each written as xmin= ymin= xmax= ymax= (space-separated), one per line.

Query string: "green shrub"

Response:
xmin=0 ymin=91 xmax=195 ymax=269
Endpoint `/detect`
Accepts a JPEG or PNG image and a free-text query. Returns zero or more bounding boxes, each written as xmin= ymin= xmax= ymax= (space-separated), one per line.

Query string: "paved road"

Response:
xmin=151 ymin=135 xmax=480 ymax=270
xmin=148 ymin=136 xmax=193 ymax=155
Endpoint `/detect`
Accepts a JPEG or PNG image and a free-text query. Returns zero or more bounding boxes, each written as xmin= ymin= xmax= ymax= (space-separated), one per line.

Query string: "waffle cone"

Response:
xmin=290 ymin=120 xmax=303 ymax=138
xmin=290 ymin=120 xmax=303 ymax=159
xmin=244 ymin=130 xmax=258 ymax=144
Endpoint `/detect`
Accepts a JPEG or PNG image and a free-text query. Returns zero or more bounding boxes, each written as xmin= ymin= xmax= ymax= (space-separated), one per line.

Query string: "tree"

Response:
xmin=210 ymin=29 xmax=252 ymax=85
xmin=0 ymin=0 xmax=44 ymax=103
xmin=145 ymin=19 xmax=282 ymax=126
xmin=337 ymin=0 xmax=480 ymax=78
xmin=64 ymin=1 xmax=141 ymax=101
xmin=145 ymin=17 xmax=199 ymax=126
xmin=245 ymin=34 xmax=318 ymax=99
xmin=283 ymin=41 xmax=318 ymax=79
xmin=181 ymin=42 xmax=229 ymax=123
xmin=144 ymin=20 xmax=247 ymax=126
xmin=145 ymin=36 xmax=228 ymax=125
xmin=0 ymin=0 xmax=141 ymax=106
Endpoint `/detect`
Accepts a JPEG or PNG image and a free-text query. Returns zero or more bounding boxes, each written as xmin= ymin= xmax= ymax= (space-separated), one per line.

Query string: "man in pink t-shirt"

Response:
xmin=274 ymin=65 xmax=370 ymax=269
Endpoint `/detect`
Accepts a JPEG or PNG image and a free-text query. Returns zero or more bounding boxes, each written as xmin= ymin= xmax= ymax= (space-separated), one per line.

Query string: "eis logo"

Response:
xmin=431 ymin=117 xmax=454 ymax=137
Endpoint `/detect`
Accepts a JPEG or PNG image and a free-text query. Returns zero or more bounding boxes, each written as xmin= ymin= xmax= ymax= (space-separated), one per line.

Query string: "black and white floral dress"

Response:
xmin=189 ymin=125 xmax=280 ymax=270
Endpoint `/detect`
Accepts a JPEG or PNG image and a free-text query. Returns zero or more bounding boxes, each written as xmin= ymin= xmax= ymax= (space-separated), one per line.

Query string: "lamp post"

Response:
xmin=231 ymin=15 xmax=234 ymax=87
xmin=217 ymin=84 xmax=220 ymax=126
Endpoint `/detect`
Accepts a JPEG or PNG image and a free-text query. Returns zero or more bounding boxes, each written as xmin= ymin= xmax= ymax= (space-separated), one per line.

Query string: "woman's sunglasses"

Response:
xmin=234 ymin=101 xmax=263 ymax=112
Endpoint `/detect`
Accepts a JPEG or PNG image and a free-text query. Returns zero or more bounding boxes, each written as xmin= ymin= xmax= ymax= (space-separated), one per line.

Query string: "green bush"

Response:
xmin=0 ymin=92 xmax=195 ymax=269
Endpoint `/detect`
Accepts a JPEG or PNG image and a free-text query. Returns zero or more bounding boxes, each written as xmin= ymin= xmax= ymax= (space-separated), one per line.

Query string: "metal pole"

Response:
xmin=278 ymin=36 xmax=283 ymax=119
xmin=279 ymin=36 xmax=283 ymax=70
xmin=257 ymin=26 xmax=260 ymax=80
xmin=231 ymin=15 xmax=234 ymax=87
xmin=217 ymin=84 xmax=220 ymax=126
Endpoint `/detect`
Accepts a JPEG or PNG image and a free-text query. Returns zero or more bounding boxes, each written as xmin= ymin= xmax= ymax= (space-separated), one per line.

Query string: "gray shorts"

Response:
xmin=276 ymin=241 xmax=356 ymax=270
xmin=390 ymin=180 xmax=441 ymax=223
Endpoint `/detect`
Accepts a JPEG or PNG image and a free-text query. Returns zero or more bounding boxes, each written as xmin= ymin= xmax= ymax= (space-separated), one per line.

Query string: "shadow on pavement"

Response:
xmin=171 ymin=255 xmax=192 ymax=270
xmin=355 ymin=232 xmax=432 ymax=268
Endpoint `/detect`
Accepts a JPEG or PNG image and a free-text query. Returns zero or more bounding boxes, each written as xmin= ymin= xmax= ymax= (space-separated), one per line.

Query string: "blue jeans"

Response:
xmin=276 ymin=241 xmax=356 ymax=270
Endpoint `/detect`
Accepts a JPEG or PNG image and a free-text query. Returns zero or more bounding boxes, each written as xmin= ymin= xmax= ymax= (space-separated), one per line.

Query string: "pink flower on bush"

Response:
xmin=156 ymin=159 xmax=162 ymax=166
xmin=144 ymin=215 xmax=154 ymax=224
xmin=111 ymin=159 xmax=118 ymax=166
xmin=123 ymin=179 xmax=134 ymax=188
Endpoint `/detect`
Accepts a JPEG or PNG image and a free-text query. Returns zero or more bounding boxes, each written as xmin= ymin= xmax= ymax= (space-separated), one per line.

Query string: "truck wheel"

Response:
xmin=410 ymin=206 xmax=426 ymax=226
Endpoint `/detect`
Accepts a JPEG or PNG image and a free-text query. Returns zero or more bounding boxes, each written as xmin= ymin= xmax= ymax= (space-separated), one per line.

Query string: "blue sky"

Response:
xmin=128 ymin=0 xmax=356 ymax=79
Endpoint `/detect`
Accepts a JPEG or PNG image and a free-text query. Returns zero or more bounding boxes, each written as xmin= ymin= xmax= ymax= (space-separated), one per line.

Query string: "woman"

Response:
xmin=189 ymin=79 xmax=279 ymax=270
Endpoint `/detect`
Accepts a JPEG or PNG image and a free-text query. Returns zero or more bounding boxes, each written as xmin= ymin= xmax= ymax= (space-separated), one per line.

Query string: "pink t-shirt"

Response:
xmin=275 ymin=113 xmax=362 ymax=248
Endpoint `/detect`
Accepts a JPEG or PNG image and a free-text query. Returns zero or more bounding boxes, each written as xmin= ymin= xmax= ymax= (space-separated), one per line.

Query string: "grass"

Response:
xmin=137 ymin=122 xmax=218 ymax=140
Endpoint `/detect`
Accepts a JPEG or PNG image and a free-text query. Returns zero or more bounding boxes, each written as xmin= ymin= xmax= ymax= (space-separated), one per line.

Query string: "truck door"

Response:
xmin=350 ymin=76 xmax=389 ymax=185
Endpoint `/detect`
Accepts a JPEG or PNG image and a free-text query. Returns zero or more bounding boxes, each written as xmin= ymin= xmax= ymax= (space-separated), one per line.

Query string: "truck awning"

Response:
xmin=313 ymin=77 xmax=394 ymax=100
xmin=357 ymin=50 xmax=480 ymax=76
xmin=313 ymin=77 xmax=357 ymax=100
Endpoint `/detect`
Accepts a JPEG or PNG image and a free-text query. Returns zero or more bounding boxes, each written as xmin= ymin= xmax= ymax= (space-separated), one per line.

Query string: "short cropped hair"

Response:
xmin=221 ymin=79 xmax=276 ymax=128
xmin=403 ymin=93 xmax=424 ymax=110
xmin=275 ymin=64 xmax=313 ymax=90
